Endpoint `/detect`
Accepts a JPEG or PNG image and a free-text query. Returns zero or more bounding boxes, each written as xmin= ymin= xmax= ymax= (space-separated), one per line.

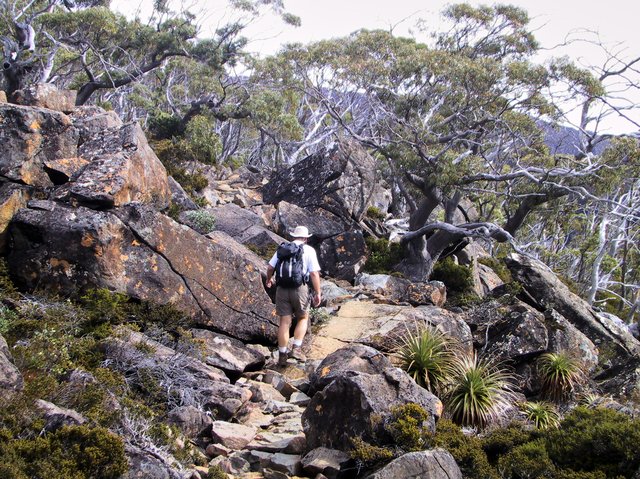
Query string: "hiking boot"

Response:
xmin=277 ymin=350 xmax=289 ymax=367
xmin=290 ymin=346 xmax=306 ymax=362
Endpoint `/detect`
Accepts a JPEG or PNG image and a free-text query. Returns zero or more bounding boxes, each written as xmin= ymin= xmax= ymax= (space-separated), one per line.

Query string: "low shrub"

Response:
xmin=434 ymin=419 xmax=499 ymax=479
xmin=497 ymin=440 xmax=556 ymax=479
xmin=481 ymin=421 xmax=537 ymax=463
xmin=184 ymin=210 xmax=216 ymax=234
xmin=385 ymin=403 xmax=433 ymax=452
xmin=478 ymin=257 xmax=512 ymax=283
xmin=0 ymin=425 xmax=128 ymax=479
xmin=366 ymin=206 xmax=386 ymax=221
xmin=544 ymin=406 xmax=640 ymax=478
xmin=349 ymin=436 xmax=394 ymax=468
xmin=363 ymin=237 xmax=404 ymax=274
xmin=431 ymin=257 xmax=474 ymax=293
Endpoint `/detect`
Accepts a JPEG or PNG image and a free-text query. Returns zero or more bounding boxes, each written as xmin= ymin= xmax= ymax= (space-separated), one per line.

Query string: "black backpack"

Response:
xmin=275 ymin=242 xmax=306 ymax=288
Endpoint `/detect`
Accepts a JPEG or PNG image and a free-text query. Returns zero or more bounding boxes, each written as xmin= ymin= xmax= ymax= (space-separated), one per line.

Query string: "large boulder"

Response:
xmin=506 ymin=253 xmax=640 ymax=398
xmin=507 ymin=253 xmax=640 ymax=356
xmin=302 ymin=345 xmax=442 ymax=452
xmin=262 ymin=139 xmax=389 ymax=223
xmin=62 ymin=122 xmax=170 ymax=209
xmin=365 ymin=449 xmax=462 ymax=479
xmin=210 ymin=202 xmax=285 ymax=253
xmin=0 ymin=103 xmax=78 ymax=187
xmin=7 ymin=202 xmax=278 ymax=342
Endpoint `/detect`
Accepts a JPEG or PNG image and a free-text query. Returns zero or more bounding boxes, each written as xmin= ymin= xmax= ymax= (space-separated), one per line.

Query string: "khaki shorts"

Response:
xmin=275 ymin=285 xmax=310 ymax=317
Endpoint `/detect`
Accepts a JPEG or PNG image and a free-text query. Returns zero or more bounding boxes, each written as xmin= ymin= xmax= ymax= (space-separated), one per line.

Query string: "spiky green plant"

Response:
xmin=520 ymin=401 xmax=560 ymax=430
xmin=395 ymin=325 xmax=459 ymax=394
xmin=445 ymin=353 xmax=518 ymax=429
xmin=537 ymin=352 xmax=585 ymax=402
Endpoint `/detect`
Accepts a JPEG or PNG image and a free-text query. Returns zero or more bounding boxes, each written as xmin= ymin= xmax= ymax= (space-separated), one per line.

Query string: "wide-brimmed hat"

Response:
xmin=290 ymin=226 xmax=312 ymax=238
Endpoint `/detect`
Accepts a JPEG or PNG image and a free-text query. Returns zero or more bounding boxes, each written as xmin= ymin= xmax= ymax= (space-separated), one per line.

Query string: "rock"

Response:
xmin=210 ymin=453 xmax=251 ymax=475
xmin=35 ymin=399 xmax=86 ymax=431
xmin=205 ymin=443 xmax=233 ymax=457
xmin=69 ymin=106 xmax=123 ymax=143
xmin=267 ymin=452 xmax=303 ymax=476
xmin=474 ymin=262 xmax=504 ymax=296
xmin=275 ymin=201 xmax=345 ymax=240
xmin=167 ymin=406 xmax=213 ymax=439
xmin=0 ymin=103 xmax=78 ymax=186
xmin=0 ymin=183 xmax=30 ymax=253
xmin=355 ymin=273 xmax=446 ymax=306
xmin=0 ymin=335 xmax=23 ymax=392
xmin=309 ymin=344 xmax=394 ymax=392
xmin=545 ymin=309 xmax=598 ymax=373
xmin=310 ymin=301 xmax=472 ymax=360
xmin=12 ymin=84 xmax=77 ymax=112
xmin=507 ymin=253 xmax=640 ymax=357
xmin=122 ymin=444 xmax=182 ymax=479
xmin=191 ymin=329 xmax=265 ymax=376
xmin=8 ymin=203 xmax=278 ymax=343
xmin=263 ymin=139 xmax=389 ymax=224
xmin=466 ymin=300 xmax=549 ymax=363
xmin=289 ymin=391 xmax=311 ymax=406
xmin=365 ymin=449 xmax=462 ymax=479
xmin=246 ymin=432 xmax=306 ymax=453
xmin=200 ymin=383 xmax=253 ymax=420
xmin=303 ymin=345 xmax=442 ymax=452
xmin=319 ymin=230 xmax=368 ymax=280
xmin=301 ymin=447 xmax=351 ymax=479
xmin=210 ymin=421 xmax=257 ymax=450
xmin=117 ymin=206 xmax=278 ymax=342
xmin=68 ymin=122 xmax=170 ymax=209
xmin=245 ymin=379 xmax=287 ymax=403
xmin=0 ymin=90 xmax=6 ymax=103
xmin=168 ymin=176 xmax=198 ymax=211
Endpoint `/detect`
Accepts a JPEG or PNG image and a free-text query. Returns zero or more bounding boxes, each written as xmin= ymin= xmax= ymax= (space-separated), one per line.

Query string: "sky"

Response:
xmin=111 ymin=0 xmax=640 ymax=132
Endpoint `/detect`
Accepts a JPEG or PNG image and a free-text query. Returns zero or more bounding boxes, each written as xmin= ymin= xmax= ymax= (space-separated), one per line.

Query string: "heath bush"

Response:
xmin=544 ymin=406 xmax=640 ymax=478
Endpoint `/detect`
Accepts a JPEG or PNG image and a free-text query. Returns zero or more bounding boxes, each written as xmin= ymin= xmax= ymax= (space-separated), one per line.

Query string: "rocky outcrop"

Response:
xmin=7 ymin=202 xmax=278 ymax=342
xmin=365 ymin=449 xmax=462 ymax=479
xmin=303 ymin=345 xmax=442 ymax=452
xmin=507 ymin=253 xmax=640 ymax=356
xmin=507 ymin=253 xmax=640 ymax=397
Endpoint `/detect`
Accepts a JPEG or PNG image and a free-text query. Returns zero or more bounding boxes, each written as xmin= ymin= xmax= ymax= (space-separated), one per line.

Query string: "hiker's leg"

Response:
xmin=292 ymin=313 xmax=308 ymax=342
xmin=278 ymin=315 xmax=293 ymax=349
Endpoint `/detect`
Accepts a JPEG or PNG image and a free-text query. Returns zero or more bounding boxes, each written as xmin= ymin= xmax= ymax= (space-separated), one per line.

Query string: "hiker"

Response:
xmin=265 ymin=225 xmax=322 ymax=366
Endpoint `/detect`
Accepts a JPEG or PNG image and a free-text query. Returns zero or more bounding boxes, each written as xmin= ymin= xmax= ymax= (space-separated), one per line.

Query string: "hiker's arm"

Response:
xmin=310 ymin=271 xmax=322 ymax=307
xmin=266 ymin=265 xmax=275 ymax=288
